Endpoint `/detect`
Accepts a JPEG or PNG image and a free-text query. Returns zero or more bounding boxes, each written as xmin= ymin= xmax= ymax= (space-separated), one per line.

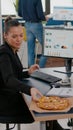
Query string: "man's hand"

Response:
xmin=45 ymin=15 xmax=49 ymax=21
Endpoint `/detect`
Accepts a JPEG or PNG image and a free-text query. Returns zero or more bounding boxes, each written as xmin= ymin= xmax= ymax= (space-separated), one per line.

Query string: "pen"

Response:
xmin=54 ymin=70 xmax=73 ymax=74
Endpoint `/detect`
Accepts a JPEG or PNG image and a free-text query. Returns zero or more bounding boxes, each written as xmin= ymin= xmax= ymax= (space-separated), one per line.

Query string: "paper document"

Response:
xmin=46 ymin=87 xmax=73 ymax=97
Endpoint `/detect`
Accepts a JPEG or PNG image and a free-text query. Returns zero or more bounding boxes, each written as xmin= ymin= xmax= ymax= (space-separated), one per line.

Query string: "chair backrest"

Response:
xmin=0 ymin=116 xmax=21 ymax=130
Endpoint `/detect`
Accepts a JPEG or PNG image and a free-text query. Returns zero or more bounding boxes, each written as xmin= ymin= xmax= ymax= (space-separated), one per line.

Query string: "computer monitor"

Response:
xmin=53 ymin=6 xmax=73 ymax=21
xmin=43 ymin=26 xmax=73 ymax=78
xmin=53 ymin=6 xmax=73 ymax=25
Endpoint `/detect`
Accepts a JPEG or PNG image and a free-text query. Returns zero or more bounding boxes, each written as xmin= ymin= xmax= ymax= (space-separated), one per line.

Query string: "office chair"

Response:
xmin=0 ymin=94 xmax=34 ymax=130
xmin=0 ymin=115 xmax=26 ymax=130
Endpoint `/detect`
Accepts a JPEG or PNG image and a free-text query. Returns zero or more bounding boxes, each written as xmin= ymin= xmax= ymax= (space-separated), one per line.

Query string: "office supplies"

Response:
xmin=54 ymin=70 xmax=73 ymax=74
xmin=30 ymin=71 xmax=62 ymax=83
xmin=46 ymin=87 xmax=73 ymax=97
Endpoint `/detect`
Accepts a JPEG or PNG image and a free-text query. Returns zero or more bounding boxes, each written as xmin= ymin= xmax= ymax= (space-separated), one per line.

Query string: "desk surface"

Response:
xmin=22 ymin=67 xmax=73 ymax=122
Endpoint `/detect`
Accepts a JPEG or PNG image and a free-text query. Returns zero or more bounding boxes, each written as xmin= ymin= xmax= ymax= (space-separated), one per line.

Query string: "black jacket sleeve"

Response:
xmin=21 ymin=70 xmax=30 ymax=78
xmin=0 ymin=54 xmax=32 ymax=95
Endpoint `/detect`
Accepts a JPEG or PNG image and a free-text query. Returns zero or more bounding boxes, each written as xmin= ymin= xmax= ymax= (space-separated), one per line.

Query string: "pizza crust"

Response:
xmin=37 ymin=96 xmax=69 ymax=110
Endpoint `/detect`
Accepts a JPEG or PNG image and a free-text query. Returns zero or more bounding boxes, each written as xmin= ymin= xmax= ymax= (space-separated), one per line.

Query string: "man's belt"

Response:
xmin=26 ymin=20 xmax=41 ymax=23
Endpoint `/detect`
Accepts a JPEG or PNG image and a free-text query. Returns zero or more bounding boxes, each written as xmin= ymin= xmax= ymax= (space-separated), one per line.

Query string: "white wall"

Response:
xmin=41 ymin=0 xmax=45 ymax=12
xmin=1 ymin=0 xmax=16 ymax=15
xmin=1 ymin=0 xmax=45 ymax=15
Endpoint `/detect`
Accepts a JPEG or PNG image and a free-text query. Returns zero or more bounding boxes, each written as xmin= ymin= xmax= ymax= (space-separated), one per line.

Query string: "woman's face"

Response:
xmin=4 ymin=25 xmax=24 ymax=52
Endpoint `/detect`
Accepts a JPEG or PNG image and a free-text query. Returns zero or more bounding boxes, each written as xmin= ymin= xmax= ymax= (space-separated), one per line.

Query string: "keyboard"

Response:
xmin=30 ymin=71 xmax=62 ymax=84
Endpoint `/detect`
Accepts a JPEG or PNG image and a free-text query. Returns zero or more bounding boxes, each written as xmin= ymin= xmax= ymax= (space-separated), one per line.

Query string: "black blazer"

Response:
xmin=0 ymin=42 xmax=34 ymax=123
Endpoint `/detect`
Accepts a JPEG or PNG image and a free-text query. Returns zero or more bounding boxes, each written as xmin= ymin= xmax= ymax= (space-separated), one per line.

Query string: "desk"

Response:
xmin=22 ymin=67 xmax=73 ymax=130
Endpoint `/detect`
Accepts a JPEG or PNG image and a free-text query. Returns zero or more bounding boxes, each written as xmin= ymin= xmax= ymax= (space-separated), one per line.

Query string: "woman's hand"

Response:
xmin=30 ymin=88 xmax=43 ymax=102
xmin=28 ymin=64 xmax=39 ymax=74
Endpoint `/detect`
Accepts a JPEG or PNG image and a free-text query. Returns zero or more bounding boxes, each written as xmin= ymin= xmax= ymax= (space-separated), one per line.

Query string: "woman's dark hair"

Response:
xmin=4 ymin=16 xmax=22 ymax=33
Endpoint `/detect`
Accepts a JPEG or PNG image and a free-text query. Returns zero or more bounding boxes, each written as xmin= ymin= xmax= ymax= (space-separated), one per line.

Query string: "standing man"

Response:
xmin=18 ymin=0 xmax=48 ymax=67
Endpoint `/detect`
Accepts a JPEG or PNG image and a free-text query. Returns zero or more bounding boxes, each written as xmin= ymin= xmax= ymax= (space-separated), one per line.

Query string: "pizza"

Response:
xmin=37 ymin=96 xmax=69 ymax=110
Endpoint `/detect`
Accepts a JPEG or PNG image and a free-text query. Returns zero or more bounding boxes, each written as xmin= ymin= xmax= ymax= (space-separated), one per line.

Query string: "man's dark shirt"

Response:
xmin=18 ymin=0 xmax=45 ymax=22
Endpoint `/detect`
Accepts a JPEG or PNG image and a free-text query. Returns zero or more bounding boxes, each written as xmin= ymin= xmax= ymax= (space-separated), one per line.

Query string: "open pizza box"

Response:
xmin=29 ymin=97 xmax=73 ymax=113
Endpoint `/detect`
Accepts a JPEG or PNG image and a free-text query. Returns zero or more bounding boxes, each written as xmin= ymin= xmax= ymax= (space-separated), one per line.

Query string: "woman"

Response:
xmin=0 ymin=16 xmax=42 ymax=123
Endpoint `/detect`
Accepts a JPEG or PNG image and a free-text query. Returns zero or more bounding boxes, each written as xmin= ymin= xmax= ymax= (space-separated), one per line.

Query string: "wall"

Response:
xmin=1 ymin=0 xmax=16 ymax=15
xmin=1 ymin=0 xmax=49 ymax=17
